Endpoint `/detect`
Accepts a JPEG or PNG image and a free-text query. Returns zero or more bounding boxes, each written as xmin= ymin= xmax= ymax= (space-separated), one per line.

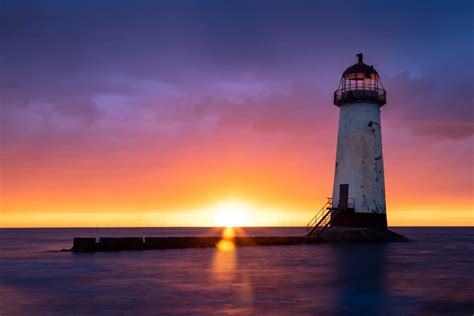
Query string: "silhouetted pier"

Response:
xmin=71 ymin=236 xmax=326 ymax=252
xmin=70 ymin=228 xmax=407 ymax=252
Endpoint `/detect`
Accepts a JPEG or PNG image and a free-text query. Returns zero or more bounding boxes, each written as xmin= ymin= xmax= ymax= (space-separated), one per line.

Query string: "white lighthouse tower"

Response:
xmin=306 ymin=54 xmax=402 ymax=240
xmin=330 ymin=53 xmax=388 ymax=230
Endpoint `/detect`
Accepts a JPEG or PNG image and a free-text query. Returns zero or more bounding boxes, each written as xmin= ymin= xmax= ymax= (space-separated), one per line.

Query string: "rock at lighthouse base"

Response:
xmin=319 ymin=227 xmax=408 ymax=242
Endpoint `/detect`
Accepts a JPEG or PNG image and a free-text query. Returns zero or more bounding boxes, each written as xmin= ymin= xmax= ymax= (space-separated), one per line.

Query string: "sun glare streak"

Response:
xmin=222 ymin=226 xmax=235 ymax=238
xmin=216 ymin=227 xmax=236 ymax=252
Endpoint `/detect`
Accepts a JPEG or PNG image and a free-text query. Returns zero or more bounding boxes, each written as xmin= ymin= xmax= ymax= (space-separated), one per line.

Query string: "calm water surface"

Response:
xmin=0 ymin=227 xmax=473 ymax=315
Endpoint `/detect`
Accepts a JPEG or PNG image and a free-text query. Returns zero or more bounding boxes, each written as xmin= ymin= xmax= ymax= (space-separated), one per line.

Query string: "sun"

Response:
xmin=213 ymin=202 xmax=249 ymax=227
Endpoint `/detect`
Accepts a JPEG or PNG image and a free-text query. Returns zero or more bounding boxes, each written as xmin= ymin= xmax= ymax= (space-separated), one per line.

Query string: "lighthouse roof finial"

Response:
xmin=342 ymin=53 xmax=378 ymax=77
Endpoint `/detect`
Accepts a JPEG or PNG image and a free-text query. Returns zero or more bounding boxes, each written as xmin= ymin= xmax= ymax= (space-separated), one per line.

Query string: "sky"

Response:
xmin=1 ymin=0 xmax=473 ymax=227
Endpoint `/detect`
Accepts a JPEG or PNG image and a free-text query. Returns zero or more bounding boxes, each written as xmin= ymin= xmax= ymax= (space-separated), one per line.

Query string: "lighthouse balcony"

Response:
xmin=333 ymin=87 xmax=386 ymax=106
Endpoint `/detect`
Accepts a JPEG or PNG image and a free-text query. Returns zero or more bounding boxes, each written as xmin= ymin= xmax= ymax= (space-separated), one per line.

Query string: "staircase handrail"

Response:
xmin=306 ymin=207 xmax=334 ymax=236
xmin=305 ymin=198 xmax=332 ymax=232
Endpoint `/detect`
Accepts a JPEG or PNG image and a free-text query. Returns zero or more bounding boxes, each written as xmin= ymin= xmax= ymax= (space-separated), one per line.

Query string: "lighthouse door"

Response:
xmin=339 ymin=184 xmax=349 ymax=209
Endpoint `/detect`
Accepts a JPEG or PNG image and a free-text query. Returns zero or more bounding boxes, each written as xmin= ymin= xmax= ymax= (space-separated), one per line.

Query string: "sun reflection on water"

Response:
xmin=211 ymin=226 xmax=254 ymax=313
xmin=216 ymin=239 xmax=235 ymax=251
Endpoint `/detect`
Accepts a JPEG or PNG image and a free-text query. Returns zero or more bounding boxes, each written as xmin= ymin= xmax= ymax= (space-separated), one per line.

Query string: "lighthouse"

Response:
xmin=330 ymin=53 xmax=388 ymax=230
xmin=305 ymin=54 xmax=405 ymax=240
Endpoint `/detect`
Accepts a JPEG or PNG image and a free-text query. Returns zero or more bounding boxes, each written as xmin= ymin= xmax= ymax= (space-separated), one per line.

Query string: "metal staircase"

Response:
xmin=306 ymin=197 xmax=355 ymax=237
xmin=306 ymin=198 xmax=335 ymax=237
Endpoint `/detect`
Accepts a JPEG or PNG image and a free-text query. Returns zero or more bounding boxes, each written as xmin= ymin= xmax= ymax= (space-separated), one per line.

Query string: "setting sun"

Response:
xmin=213 ymin=202 xmax=249 ymax=227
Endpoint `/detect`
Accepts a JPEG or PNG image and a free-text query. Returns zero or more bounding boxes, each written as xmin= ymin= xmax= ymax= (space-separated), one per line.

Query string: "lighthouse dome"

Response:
xmin=342 ymin=63 xmax=378 ymax=77
xmin=342 ymin=55 xmax=379 ymax=78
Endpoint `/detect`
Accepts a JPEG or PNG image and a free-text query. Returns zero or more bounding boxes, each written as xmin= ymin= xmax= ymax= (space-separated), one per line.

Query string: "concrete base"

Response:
xmin=331 ymin=209 xmax=387 ymax=230
xmin=318 ymin=227 xmax=408 ymax=242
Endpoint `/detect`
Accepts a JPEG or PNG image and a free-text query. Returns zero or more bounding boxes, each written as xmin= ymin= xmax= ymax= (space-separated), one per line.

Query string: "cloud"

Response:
xmin=410 ymin=122 xmax=474 ymax=141
xmin=176 ymin=81 xmax=333 ymax=137
xmin=384 ymin=69 xmax=473 ymax=140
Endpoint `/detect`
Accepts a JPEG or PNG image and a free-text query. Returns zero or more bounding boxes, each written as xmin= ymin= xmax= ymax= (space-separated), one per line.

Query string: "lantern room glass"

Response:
xmin=341 ymin=72 xmax=379 ymax=92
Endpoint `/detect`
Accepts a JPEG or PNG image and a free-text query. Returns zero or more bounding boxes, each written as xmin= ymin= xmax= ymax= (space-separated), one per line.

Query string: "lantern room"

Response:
xmin=333 ymin=53 xmax=386 ymax=106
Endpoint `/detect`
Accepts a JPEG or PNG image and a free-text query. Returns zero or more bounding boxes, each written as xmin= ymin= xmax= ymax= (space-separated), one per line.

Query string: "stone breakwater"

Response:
xmin=71 ymin=236 xmax=326 ymax=252
xmin=70 ymin=228 xmax=407 ymax=252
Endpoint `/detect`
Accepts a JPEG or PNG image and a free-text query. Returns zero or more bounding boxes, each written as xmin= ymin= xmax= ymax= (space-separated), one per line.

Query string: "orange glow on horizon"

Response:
xmin=1 ymin=201 xmax=473 ymax=228
xmin=1 ymin=130 xmax=473 ymax=228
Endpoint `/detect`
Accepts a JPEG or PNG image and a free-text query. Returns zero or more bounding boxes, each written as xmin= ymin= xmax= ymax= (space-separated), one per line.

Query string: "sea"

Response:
xmin=0 ymin=227 xmax=472 ymax=315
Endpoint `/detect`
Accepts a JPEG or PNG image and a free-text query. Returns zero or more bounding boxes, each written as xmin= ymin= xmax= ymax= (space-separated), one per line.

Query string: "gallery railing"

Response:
xmin=334 ymin=87 xmax=386 ymax=106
